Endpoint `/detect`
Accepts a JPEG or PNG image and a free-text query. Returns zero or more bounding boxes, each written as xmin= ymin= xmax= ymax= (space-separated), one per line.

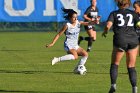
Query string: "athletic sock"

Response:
xmin=85 ymin=37 xmax=94 ymax=50
xmin=85 ymin=37 xmax=90 ymax=41
xmin=132 ymin=86 xmax=137 ymax=93
xmin=59 ymin=54 xmax=75 ymax=62
xmin=78 ymin=36 xmax=84 ymax=45
xmin=109 ymin=84 xmax=116 ymax=93
xmin=110 ymin=64 xmax=118 ymax=84
xmin=128 ymin=67 xmax=137 ymax=87
xmin=77 ymin=56 xmax=88 ymax=65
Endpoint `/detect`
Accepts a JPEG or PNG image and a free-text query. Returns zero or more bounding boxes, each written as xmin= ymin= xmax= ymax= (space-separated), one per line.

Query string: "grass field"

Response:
xmin=0 ymin=31 xmax=139 ymax=93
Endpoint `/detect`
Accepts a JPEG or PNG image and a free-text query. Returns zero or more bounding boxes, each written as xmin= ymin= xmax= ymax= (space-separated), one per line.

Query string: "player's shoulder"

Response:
xmin=85 ymin=6 xmax=92 ymax=11
xmin=125 ymin=9 xmax=135 ymax=13
xmin=109 ymin=10 xmax=117 ymax=16
xmin=125 ymin=9 xmax=138 ymax=17
xmin=65 ymin=21 xmax=71 ymax=25
xmin=111 ymin=9 xmax=134 ymax=14
xmin=61 ymin=22 xmax=68 ymax=28
xmin=76 ymin=20 xmax=81 ymax=27
xmin=87 ymin=6 xmax=92 ymax=9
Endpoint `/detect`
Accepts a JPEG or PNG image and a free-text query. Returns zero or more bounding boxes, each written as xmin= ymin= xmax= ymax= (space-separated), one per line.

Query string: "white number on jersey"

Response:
xmin=117 ymin=14 xmax=134 ymax=26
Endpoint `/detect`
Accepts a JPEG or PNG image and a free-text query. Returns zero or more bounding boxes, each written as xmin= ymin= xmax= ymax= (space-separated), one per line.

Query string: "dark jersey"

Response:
xmin=84 ymin=6 xmax=98 ymax=22
xmin=107 ymin=9 xmax=139 ymax=51
xmin=108 ymin=9 xmax=139 ymax=35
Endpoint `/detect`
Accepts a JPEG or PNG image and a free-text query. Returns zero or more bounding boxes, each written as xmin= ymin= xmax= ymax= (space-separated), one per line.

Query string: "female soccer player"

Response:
xmin=78 ymin=0 xmax=100 ymax=52
xmin=133 ymin=1 xmax=140 ymax=56
xmin=46 ymin=8 xmax=95 ymax=73
xmin=102 ymin=0 xmax=140 ymax=93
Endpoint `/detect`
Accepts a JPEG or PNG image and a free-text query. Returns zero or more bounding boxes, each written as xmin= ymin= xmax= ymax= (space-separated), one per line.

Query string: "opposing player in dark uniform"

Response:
xmin=102 ymin=0 xmax=140 ymax=93
xmin=78 ymin=0 xmax=100 ymax=52
xmin=133 ymin=1 xmax=140 ymax=56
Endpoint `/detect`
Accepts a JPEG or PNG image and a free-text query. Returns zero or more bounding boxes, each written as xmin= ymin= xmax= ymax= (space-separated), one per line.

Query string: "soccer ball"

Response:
xmin=136 ymin=21 xmax=140 ymax=27
xmin=75 ymin=65 xmax=87 ymax=75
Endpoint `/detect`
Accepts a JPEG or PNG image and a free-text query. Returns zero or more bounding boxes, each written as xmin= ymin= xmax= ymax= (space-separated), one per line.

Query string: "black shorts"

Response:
xmin=113 ymin=35 xmax=139 ymax=52
xmin=84 ymin=25 xmax=95 ymax=31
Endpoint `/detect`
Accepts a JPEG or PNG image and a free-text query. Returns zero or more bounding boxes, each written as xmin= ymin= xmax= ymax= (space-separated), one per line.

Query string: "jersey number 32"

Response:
xmin=117 ymin=14 xmax=134 ymax=26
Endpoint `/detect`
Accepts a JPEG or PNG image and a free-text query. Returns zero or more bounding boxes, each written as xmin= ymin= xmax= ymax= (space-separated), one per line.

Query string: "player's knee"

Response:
xmin=73 ymin=55 xmax=78 ymax=60
xmin=83 ymin=52 xmax=88 ymax=57
xmin=91 ymin=37 xmax=96 ymax=41
xmin=127 ymin=63 xmax=135 ymax=68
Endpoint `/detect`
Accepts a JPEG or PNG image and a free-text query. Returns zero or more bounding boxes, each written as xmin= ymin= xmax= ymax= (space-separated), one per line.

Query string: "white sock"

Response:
xmin=59 ymin=54 xmax=75 ymax=62
xmin=132 ymin=86 xmax=137 ymax=93
xmin=78 ymin=56 xmax=88 ymax=65
xmin=111 ymin=84 xmax=116 ymax=89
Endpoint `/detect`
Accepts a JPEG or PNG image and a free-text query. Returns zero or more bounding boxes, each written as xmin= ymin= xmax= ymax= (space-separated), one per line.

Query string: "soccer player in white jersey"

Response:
xmin=46 ymin=8 xmax=96 ymax=73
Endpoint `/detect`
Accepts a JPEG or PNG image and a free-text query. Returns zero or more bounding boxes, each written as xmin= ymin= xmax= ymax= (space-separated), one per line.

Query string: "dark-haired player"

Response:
xmin=133 ymin=1 xmax=140 ymax=56
xmin=46 ymin=8 xmax=96 ymax=73
xmin=78 ymin=0 xmax=100 ymax=52
xmin=102 ymin=0 xmax=140 ymax=93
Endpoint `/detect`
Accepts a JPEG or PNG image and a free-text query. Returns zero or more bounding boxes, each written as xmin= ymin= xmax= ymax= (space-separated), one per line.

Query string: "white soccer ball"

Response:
xmin=77 ymin=65 xmax=87 ymax=75
xmin=136 ymin=21 xmax=140 ymax=27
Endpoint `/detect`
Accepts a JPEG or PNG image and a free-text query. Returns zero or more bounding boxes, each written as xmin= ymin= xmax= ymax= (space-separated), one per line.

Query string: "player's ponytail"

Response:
xmin=62 ymin=8 xmax=77 ymax=20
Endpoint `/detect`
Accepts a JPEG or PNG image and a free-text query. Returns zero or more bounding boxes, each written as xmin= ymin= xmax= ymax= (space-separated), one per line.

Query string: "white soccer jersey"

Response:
xmin=64 ymin=20 xmax=81 ymax=51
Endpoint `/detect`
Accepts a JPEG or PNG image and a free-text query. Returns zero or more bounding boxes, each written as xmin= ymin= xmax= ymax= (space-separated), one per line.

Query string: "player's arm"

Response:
xmin=83 ymin=14 xmax=93 ymax=21
xmin=46 ymin=24 xmax=67 ymax=48
xmin=79 ymin=21 xmax=96 ymax=26
xmin=102 ymin=21 xmax=113 ymax=37
xmin=96 ymin=16 xmax=101 ymax=24
xmin=84 ymin=14 xmax=101 ymax=24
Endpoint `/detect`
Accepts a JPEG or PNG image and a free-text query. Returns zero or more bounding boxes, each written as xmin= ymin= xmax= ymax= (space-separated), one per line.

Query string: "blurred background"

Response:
xmin=0 ymin=0 xmax=136 ymax=32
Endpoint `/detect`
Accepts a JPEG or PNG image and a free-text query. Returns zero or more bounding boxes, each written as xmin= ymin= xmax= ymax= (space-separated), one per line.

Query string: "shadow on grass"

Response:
xmin=0 ymin=49 xmax=29 ymax=51
xmin=0 ymin=70 xmax=128 ymax=75
xmin=0 ymin=70 xmax=47 ymax=74
xmin=0 ymin=90 xmax=86 ymax=93
xmin=0 ymin=70 xmax=74 ymax=74
xmin=93 ymin=49 xmax=112 ymax=52
xmin=0 ymin=90 xmax=42 ymax=93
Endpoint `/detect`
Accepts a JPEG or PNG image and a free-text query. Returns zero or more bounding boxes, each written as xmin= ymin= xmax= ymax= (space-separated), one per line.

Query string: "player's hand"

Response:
xmin=89 ymin=21 xmax=96 ymax=25
xmin=96 ymin=16 xmax=101 ymax=21
xmin=97 ymin=16 xmax=101 ymax=19
xmin=91 ymin=18 xmax=95 ymax=21
xmin=46 ymin=43 xmax=54 ymax=48
xmin=102 ymin=31 xmax=107 ymax=38
xmin=95 ymin=16 xmax=101 ymax=24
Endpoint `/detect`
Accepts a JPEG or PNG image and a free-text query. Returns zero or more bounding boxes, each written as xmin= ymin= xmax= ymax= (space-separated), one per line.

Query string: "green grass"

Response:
xmin=0 ymin=31 xmax=139 ymax=93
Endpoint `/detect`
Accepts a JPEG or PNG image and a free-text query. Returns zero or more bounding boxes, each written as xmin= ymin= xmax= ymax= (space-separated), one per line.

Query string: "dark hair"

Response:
xmin=133 ymin=1 xmax=140 ymax=7
xmin=117 ymin=0 xmax=131 ymax=8
xmin=62 ymin=8 xmax=77 ymax=20
xmin=90 ymin=0 xmax=92 ymax=3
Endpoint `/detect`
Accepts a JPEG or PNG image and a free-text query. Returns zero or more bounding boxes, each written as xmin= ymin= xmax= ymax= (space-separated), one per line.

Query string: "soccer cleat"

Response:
xmin=108 ymin=85 xmax=116 ymax=93
xmin=132 ymin=87 xmax=137 ymax=93
xmin=52 ymin=57 xmax=59 ymax=65
xmin=78 ymin=36 xmax=83 ymax=45
xmin=73 ymin=66 xmax=79 ymax=74
xmin=87 ymin=48 xmax=91 ymax=52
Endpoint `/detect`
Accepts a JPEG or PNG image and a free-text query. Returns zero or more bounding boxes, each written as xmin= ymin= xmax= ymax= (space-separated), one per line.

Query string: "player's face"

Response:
xmin=134 ymin=4 xmax=140 ymax=14
xmin=70 ymin=13 xmax=77 ymax=23
xmin=91 ymin=0 xmax=97 ymax=6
